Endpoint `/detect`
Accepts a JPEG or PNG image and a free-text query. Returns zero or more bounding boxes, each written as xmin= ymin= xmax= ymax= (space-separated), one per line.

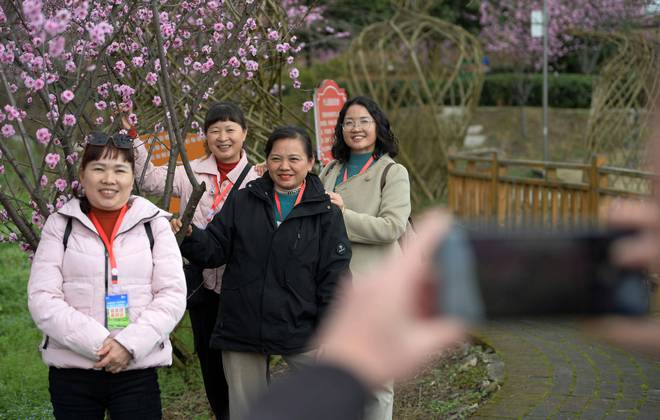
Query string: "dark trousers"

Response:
xmin=48 ymin=367 xmax=161 ymax=419
xmin=189 ymin=283 xmax=230 ymax=419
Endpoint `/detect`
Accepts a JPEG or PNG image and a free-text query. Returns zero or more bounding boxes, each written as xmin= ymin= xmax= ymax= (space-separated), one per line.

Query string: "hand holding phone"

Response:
xmin=434 ymin=226 xmax=650 ymax=322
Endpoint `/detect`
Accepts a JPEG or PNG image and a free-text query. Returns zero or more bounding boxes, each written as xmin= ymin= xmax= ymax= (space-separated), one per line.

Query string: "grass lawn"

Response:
xmin=0 ymin=244 xmax=52 ymax=418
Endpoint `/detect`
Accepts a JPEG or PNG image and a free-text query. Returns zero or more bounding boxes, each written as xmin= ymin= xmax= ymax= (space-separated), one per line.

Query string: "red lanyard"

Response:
xmin=343 ymin=156 xmax=375 ymax=183
xmin=89 ymin=204 xmax=129 ymax=286
xmin=274 ymin=181 xmax=306 ymax=222
xmin=211 ymin=175 xmax=234 ymax=212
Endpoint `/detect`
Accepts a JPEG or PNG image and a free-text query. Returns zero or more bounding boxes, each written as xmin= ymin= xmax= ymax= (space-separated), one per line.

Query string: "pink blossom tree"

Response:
xmin=479 ymin=0 xmax=652 ymax=72
xmin=0 ymin=0 xmax=314 ymax=255
xmin=479 ymin=0 xmax=652 ymax=136
xmin=282 ymin=0 xmax=352 ymax=65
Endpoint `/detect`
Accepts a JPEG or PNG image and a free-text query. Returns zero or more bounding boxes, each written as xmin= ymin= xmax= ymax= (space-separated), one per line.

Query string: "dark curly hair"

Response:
xmin=331 ymin=96 xmax=398 ymax=163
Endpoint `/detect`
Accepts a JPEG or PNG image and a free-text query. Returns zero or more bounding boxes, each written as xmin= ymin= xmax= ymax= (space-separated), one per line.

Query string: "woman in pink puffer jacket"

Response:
xmin=28 ymin=133 xmax=186 ymax=419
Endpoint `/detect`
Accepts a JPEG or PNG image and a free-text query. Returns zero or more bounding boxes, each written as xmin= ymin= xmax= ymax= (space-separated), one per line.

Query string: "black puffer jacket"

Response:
xmin=180 ymin=173 xmax=351 ymax=355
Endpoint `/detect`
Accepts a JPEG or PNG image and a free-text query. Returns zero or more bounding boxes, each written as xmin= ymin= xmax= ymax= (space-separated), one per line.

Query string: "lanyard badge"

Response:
xmin=89 ymin=204 xmax=131 ymax=330
xmin=342 ymin=155 xmax=375 ymax=183
xmin=206 ymin=176 xmax=234 ymax=223
xmin=274 ymin=181 xmax=306 ymax=225
xmin=105 ymin=294 xmax=129 ymax=329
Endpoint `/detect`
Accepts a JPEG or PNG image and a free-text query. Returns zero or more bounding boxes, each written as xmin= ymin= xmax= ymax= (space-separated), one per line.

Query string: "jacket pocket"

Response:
xmin=126 ymin=285 xmax=153 ymax=322
xmin=290 ymin=229 xmax=316 ymax=259
xmin=282 ymin=281 xmax=317 ymax=331
xmin=62 ymin=282 xmax=93 ymax=315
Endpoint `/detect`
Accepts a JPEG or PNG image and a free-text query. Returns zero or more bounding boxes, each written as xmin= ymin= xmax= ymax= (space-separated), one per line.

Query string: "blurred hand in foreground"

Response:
xmin=315 ymin=210 xmax=465 ymax=388
xmin=591 ymin=199 xmax=660 ymax=357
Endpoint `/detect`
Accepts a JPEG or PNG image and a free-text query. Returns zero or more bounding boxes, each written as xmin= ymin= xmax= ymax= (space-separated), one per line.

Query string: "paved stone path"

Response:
xmin=472 ymin=320 xmax=660 ymax=419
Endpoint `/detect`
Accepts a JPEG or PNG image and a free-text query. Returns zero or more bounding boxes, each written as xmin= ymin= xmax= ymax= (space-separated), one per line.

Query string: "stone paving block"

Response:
xmin=598 ymin=384 xmax=621 ymax=398
xmin=573 ymin=382 xmax=597 ymax=396
xmin=611 ymin=398 xmax=641 ymax=410
xmin=579 ymin=407 xmax=609 ymax=419
xmin=637 ymin=400 xmax=660 ymax=412
xmin=526 ymin=401 xmax=561 ymax=417
xmin=645 ymin=389 xmax=660 ymax=402
xmin=559 ymin=396 xmax=591 ymax=411
xmin=635 ymin=409 xmax=660 ymax=420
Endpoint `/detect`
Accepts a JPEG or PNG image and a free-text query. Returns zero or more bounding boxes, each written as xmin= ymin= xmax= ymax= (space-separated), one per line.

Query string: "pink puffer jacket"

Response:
xmin=28 ymin=196 xmax=186 ymax=370
xmin=134 ymin=143 xmax=259 ymax=292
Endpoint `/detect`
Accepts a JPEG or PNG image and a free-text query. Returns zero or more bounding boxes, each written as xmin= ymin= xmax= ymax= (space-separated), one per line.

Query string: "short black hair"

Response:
xmin=331 ymin=96 xmax=399 ymax=163
xmin=79 ymin=133 xmax=135 ymax=213
xmin=204 ymin=101 xmax=247 ymax=133
xmin=264 ymin=125 xmax=314 ymax=159
xmin=81 ymin=141 xmax=134 ymax=173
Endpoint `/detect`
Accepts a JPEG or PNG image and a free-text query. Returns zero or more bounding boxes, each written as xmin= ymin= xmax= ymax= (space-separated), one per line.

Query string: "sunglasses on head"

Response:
xmin=87 ymin=132 xmax=133 ymax=149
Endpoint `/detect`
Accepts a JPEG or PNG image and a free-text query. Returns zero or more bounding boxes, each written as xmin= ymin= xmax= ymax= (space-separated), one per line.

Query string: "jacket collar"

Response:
xmin=247 ymin=173 xmax=331 ymax=220
xmin=328 ymin=153 xmax=395 ymax=187
xmin=194 ymin=149 xmax=250 ymax=184
xmin=58 ymin=196 xmax=170 ymax=236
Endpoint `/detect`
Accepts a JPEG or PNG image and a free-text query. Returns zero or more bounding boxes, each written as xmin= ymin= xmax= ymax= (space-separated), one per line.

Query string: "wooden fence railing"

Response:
xmin=448 ymin=151 xmax=656 ymax=227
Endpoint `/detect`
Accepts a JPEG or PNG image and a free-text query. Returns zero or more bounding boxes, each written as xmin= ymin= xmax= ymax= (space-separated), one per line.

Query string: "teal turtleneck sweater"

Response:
xmin=273 ymin=190 xmax=298 ymax=225
xmin=335 ymin=152 xmax=374 ymax=187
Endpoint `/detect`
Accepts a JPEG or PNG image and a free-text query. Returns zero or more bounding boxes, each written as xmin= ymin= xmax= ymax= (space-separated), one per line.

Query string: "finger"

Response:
xmin=407 ymin=319 xmax=465 ymax=356
xmin=606 ymin=200 xmax=658 ymax=229
xmin=94 ymin=354 xmax=112 ymax=368
xmin=379 ymin=210 xmax=451 ymax=285
xmin=586 ymin=317 xmax=660 ymax=356
xmin=610 ymin=234 xmax=660 ymax=269
xmin=96 ymin=344 xmax=111 ymax=357
xmin=172 ymin=219 xmax=183 ymax=229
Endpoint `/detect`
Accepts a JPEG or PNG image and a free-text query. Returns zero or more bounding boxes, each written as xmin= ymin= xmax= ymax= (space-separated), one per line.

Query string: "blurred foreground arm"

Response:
xmin=246 ymin=210 xmax=465 ymax=420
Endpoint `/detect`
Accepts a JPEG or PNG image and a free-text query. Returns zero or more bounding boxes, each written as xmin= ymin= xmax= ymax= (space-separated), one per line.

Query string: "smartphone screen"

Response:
xmin=436 ymin=227 xmax=650 ymax=321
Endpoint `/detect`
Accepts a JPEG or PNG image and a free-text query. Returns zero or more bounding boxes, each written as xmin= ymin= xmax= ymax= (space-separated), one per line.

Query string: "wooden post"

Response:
xmin=467 ymin=160 xmax=476 ymax=219
xmin=491 ymin=152 xmax=499 ymax=218
xmin=448 ymin=155 xmax=456 ymax=215
xmin=589 ymin=154 xmax=607 ymax=220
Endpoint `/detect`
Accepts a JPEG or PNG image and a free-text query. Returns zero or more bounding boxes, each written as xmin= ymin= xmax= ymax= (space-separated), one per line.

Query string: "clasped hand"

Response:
xmin=94 ymin=338 xmax=132 ymax=373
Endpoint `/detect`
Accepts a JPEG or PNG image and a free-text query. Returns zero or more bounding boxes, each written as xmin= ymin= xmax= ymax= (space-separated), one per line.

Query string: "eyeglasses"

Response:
xmin=341 ymin=119 xmax=374 ymax=130
xmin=87 ymin=132 xmax=133 ymax=149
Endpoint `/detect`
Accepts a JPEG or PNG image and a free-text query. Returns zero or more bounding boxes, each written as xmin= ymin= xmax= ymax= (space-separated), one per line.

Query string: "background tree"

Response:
xmin=478 ymin=0 xmax=652 ymax=137
xmin=0 ymin=0 xmax=312 ymax=255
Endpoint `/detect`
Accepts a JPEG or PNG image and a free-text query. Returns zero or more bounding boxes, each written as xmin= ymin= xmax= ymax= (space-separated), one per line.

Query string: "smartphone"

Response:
xmin=435 ymin=226 xmax=650 ymax=322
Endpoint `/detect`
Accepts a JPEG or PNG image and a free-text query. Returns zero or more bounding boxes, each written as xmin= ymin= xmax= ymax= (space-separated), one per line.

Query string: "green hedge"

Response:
xmin=480 ymin=73 xmax=595 ymax=108
xmin=292 ymin=60 xmax=595 ymax=109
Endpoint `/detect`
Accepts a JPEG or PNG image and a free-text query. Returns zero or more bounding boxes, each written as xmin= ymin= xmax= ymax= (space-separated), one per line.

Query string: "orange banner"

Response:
xmin=138 ymin=132 xmax=207 ymax=213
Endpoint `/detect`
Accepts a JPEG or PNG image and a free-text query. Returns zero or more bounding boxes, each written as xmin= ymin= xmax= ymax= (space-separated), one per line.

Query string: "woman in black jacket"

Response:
xmin=179 ymin=125 xmax=351 ymax=420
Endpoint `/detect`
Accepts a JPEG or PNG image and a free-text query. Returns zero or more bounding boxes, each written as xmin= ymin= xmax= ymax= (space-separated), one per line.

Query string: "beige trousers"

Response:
xmin=222 ymin=350 xmax=315 ymax=420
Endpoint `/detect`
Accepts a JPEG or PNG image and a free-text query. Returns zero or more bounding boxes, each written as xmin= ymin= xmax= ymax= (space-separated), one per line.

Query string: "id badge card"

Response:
xmin=105 ymin=294 xmax=130 ymax=330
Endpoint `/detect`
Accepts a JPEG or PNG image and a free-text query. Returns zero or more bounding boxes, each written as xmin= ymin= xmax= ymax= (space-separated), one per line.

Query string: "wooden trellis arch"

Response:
xmin=585 ymin=31 xmax=660 ymax=170
xmin=346 ymin=0 xmax=484 ymax=206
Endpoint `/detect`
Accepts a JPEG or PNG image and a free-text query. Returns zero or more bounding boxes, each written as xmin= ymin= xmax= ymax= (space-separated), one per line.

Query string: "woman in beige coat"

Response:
xmin=319 ymin=96 xmax=411 ymax=420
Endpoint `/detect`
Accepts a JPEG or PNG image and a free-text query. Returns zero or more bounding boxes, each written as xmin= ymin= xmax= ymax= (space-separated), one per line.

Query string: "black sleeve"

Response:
xmin=245 ymin=364 xmax=369 ymax=420
xmin=179 ymin=193 xmax=237 ymax=269
xmin=315 ymin=205 xmax=352 ymax=319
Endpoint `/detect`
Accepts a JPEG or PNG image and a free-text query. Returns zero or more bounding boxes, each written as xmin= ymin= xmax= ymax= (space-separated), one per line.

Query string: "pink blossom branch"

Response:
xmin=0 ymin=191 xmax=39 ymax=250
